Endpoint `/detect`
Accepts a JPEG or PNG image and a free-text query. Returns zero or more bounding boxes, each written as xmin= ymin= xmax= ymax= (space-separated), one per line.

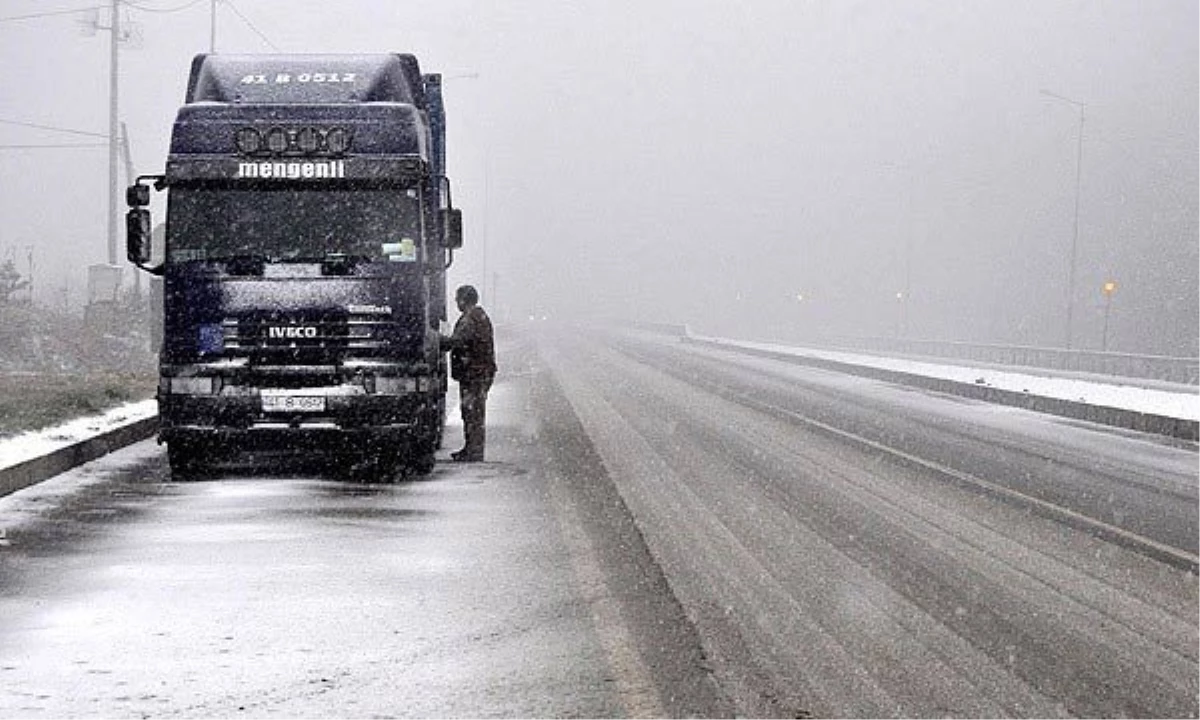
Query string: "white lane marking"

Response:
xmin=755 ymin=390 xmax=1200 ymax=572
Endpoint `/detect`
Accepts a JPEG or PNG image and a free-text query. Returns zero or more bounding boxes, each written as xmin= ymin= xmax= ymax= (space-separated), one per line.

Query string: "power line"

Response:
xmin=0 ymin=118 xmax=107 ymax=139
xmin=225 ymin=0 xmax=279 ymax=51
xmin=0 ymin=5 xmax=103 ymax=23
xmin=124 ymin=0 xmax=206 ymax=14
xmin=0 ymin=0 xmax=203 ymax=25
xmin=0 ymin=143 xmax=109 ymax=150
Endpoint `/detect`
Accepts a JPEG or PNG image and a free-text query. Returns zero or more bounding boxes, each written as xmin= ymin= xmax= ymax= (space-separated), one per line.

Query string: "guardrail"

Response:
xmin=631 ymin=322 xmax=1198 ymax=385
xmin=682 ymin=335 xmax=1199 ymax=442
xmin=806 ymin=337 xmax=1199 ymax=385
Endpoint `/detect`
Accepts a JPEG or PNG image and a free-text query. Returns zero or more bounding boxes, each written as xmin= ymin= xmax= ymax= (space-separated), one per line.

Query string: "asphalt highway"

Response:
xmin=538 ymin=327 xmax=1198 ymax=718
xmin=0 ymin=326 xmax=1195 ymax=717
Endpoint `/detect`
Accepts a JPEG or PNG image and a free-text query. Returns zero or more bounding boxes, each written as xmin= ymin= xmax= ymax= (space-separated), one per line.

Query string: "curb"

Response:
xmin=683 ymin=337 xmax=1199 ymax=442
xmin=0 ymin=416 xmax=159 ymax=499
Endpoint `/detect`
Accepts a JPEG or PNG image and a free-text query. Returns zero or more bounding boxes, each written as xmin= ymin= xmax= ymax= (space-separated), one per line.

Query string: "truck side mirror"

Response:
xmin=127 ymin=184 xmax=151 ymax=207
xmin=127 ymin=208 xmax=152 ymax=264
xmin=440 ymin=208 xmax=463 ymax=249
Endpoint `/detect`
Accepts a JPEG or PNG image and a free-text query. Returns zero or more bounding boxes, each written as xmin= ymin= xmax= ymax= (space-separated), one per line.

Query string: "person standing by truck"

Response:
xmin=441 ymin=285 xmax=497 ymax=462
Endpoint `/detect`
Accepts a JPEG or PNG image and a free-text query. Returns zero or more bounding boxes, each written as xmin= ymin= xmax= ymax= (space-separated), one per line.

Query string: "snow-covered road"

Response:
xmin=0 ymin=332 xmax=722 ymax=717
xmin=540 ymin=327 xmax=1197 ymax=716
xmin=0 ymin=327 xmax=1195 ymax=717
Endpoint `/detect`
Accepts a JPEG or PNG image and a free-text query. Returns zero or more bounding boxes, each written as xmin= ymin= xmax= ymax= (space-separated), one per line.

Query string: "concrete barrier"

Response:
xmin=683 ymin=336 xmax=1199 ymax=442
xmin=0 ymin=416 xmax=158 ymax=499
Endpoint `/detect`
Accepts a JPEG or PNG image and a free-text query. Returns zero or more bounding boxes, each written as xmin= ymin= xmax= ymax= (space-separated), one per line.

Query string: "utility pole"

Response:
xmin=210 ymin=0 xmax=217 ymax=52
xmin=26 ymin=246 xmax=34 ymax=305
xmin=107 ymin=0 xmax=120 ymax=268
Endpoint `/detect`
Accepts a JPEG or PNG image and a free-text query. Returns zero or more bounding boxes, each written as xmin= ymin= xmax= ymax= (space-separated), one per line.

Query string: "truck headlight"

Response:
xmin=168 ymin=377 xmax=219 ymax=395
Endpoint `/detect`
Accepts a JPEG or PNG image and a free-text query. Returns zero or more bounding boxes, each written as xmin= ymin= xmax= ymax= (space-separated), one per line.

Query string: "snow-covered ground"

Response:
xmin=691 ymin=335 xmax=1199 ymax=422
xmin=0 ymin=399 xmax=158 ymax=472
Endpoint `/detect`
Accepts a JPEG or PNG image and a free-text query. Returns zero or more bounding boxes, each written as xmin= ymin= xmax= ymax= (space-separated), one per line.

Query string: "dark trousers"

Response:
xmin=459 ymin=378 xmax=493 ymax=458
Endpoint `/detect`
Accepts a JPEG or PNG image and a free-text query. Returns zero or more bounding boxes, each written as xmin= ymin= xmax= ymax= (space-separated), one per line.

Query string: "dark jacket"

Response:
xmin=442 ymin=305 xmax=496 ymax=383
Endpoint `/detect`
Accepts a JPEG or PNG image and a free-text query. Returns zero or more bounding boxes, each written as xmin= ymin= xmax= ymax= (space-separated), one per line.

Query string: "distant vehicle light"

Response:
xmin=234 ymin=127 xmax=261 ymax=154
xmin=296 ymin=127 xmax=320 ymax=154
xmin=265 ymin=127 xmax=289 ymax=154
xmin=325 ymin=127 xmax=351 ymax=154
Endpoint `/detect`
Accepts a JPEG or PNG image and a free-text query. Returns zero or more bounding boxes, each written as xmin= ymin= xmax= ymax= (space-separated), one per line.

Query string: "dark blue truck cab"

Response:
xmin=126 ymin=54 xmax=462 ymax=479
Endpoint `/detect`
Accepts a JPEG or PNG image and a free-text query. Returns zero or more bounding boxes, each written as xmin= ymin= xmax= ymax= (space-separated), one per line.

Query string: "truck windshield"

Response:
xmin=166 ymin=186 xmax=423 ymax=262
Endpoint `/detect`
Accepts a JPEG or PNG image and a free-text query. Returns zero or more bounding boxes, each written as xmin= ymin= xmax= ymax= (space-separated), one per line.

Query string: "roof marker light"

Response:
xmin=265 ymin=127 xmax=288 ymax=154
xmin=234 ymin=127 xmax=261 ymax=155
xmin=296 ymin=127 xmax=320 ymax=154
xmin=325 ymin=127 xmax=351 ymax=155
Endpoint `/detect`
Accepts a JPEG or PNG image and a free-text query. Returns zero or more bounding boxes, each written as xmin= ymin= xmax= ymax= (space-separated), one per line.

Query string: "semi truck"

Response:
xmin=126 ymin=54 xmax=463 ymax=480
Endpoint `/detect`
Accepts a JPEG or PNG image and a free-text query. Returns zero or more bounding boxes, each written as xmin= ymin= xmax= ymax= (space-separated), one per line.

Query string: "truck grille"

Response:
xmin=223 ymin=311 xmax=391 ymax=362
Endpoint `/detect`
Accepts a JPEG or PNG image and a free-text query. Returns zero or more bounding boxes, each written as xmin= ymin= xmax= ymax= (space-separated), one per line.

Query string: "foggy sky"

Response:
xmin=1 ymin=0 xmax=1196 ymax=355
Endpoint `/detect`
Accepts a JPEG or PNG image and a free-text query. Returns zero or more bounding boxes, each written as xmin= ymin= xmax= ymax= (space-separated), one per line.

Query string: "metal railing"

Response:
xmin=782 ymin=336 xmax=1199 ymax=386
xmin=625 ymin=321 xmax=1198 ymax=385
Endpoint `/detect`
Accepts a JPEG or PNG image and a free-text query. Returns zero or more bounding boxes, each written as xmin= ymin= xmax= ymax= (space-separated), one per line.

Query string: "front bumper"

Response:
xmin=158 ymin=389 xmax=435 ymax=449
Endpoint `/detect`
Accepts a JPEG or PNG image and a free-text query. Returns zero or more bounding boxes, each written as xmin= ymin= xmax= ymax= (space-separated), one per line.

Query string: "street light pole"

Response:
xmin=1041 ymin=88 xmax=1086 ymax=349
xmin=482 ymin=146 xmax=489 ymax=304
xmin=901 ymin=233 xmax=913 ymax=338
xmin=1101 ymin=280 xmax=1117 ymax=351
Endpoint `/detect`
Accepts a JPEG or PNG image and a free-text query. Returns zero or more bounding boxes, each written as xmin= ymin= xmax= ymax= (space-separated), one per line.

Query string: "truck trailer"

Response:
xmin=126 ymin=54 xmax=463 ymax=480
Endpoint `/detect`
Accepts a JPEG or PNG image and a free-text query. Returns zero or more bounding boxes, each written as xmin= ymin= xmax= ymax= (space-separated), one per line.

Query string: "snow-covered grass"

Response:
xmin=0 ymin=372 xmax=156 ymax=438
xmin=692 ymin=335 xmax=1199 ymax=422
xmin=0 ymin=399 xmax=158 ymax=472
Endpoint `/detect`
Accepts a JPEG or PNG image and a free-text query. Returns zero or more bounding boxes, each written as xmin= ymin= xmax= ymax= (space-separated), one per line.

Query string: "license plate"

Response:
xmin=261 ymin=393 xmax=326 ymax=413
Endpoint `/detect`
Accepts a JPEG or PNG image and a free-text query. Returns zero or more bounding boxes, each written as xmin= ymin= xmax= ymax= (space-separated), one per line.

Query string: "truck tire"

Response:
xmin=167 ymin=440 xmax=206 ymax=480
xmin=410 ymin=415 xmax=439 ymax=475
xmin=435 ymin=397 xmax=446 ymax=449
xmin=410 ymin=446 xmax=436 ymax=475
xmin=345 ymin=448 xmax=401 ymax=484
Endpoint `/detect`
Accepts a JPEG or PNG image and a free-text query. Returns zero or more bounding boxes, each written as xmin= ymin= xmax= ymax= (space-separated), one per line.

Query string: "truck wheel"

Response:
xmin=375 ymin=453 xmax=403 ymax=483
xmin=435 ymin=397 xmax=446 ymax=449
xmin=345 ymin=449 xmax=401 ymax=484
xmin=167 ymin=440 xmax=206 ymax=480
xmin=410 ymin=447 xmax=436 ymax=475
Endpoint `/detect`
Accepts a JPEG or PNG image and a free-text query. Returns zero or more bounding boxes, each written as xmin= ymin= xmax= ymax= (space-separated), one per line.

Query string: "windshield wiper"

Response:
xmin=320 ymin=252 xmax=375 ymax=276
xmin=221 ymin=253 xmax=269 ymax=276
